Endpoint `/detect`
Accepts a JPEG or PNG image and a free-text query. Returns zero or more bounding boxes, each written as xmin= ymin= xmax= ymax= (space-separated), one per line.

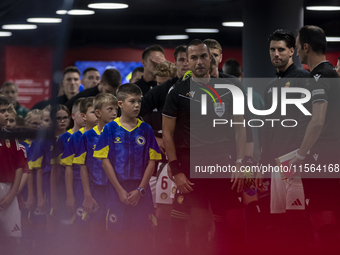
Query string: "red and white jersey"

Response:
xmin=0 ymin=137 xmax=27 ymax=183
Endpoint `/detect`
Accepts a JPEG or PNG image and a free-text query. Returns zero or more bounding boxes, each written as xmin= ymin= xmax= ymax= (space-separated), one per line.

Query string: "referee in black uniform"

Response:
xmin=291 ymin=25 xmax=340 ymax=252
xmin=163 ymin=39 xmax=246 ymax=255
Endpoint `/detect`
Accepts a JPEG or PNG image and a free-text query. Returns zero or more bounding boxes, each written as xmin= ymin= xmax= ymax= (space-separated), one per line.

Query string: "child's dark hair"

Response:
xmin=0 ymin=95 xmax=9 ymax=106
xmin=117 ymin=83 xmax=142 ymax=101
xmin=79 ymin=97 xmax=94 ymax=114
xmin=50 ymin=105 xmax=70 ymax=121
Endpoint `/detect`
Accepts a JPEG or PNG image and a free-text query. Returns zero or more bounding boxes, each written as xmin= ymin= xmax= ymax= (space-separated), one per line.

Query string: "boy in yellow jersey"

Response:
xmin=94 ymin=84 xmax=161 ymax=253
xmin=60 ymin=97 xmax=97 ymax=226
xmin=74 ymin=93 xmax=118 ymax=253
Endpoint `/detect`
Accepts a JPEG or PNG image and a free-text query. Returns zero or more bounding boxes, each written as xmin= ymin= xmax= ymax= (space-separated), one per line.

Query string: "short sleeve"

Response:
xmin=74 ymin=134 xmax=87 ymax=165
xmin=30 ymin=139 xmax=45 ymax=169
xmin=60 ymin=136 xmax=75 ymax=166
xmin=146 ymin=126 xmax=162 ymax=161
xmin=93 ymin=125 xmax=110 ymax=160
xmin=17 ymin=141 xmax=28 ymax=171
xmin=309 ymin=76 xmax=329 ymax=104
xmin=162 ymin=86 xmax=179 ymax=118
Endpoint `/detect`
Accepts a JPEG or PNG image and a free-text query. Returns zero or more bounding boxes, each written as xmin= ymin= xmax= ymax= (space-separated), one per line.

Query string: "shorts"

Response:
xmin=52 ymin=175 xmax=73 ymax=225
xmin=177 ymin=149 xmax=242 ymax=217
xmin=73 ymin=179 xmax=88 ymax=226
xmin=171 ymin=192 xmax=190 ymax=220
xmin=186 ymin=179 xmax=242 ymax=215
xmin=0 ymin=183 xmax=21 ymax=237
xmin=106 ymin=180 xmax=153 ymax=233
xmin=156 ymin=163 xmax=176 ymax=205
xmin=20 ymin=183 xmax=29 ymax=219
xmin=42 ymin=171 xmax=51 ymax=211
xmin=270 ymin=171 xmax=305 ymax=213
xmin=88 ymin=183 xmax=107 ymax=223
xmin=29 ymin=171 xmax=46 ymax=225
xmin=302 ymin=152 xmax=340 ymax=210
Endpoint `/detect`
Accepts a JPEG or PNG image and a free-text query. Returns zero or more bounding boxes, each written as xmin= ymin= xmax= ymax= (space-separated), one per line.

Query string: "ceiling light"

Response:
xmin=185 ymin=28 xmax=219 ymax=33
xmin=156 ymin=35 xmax=189 ymax=40
xmin=88 ymin=3 xmax=128 ymax=9
xmin=0 ymin=31 xmax=12 ymax=37
xmin=57 ymin=9 xmax=95 ymax=15
xmin=27 ymin=18 xmax=62 ymax=23
xmin=56 ymin=10 xmax=67 ymax=15
xmin=306 ymin=6 xmax=340 ymax=11
xmin=2 ymin=24 xmax=37 ymax=30
xmin=326 ymin=37 xmax=340 ymax=42
xmin=67 ymin=9 xmax=95 ymax=15
xmin=222 ymin=22 xmax=244 ymax=27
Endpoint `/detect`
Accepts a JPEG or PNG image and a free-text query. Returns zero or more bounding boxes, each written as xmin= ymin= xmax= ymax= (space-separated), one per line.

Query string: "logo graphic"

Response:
xmin=136 ymin=136 xmax=146 ymax=146
xmin=285 ymin=81 xmax=290 ymax=87
xmin=114 ymin=137 xmax=122 ymax=143
xmin=109 ymin=213 xmax=117 ymax=223
xmin=313 ymin=154 xmax=319 ymax=161
xmin=313 ymin=74 xmax=321 ymax=82
xmin=186 ymin=91 xmax=196 ymax=98
xmin=5 ymin=139 xmax=10 ymax=148
xmin=11 ymin=224 xmax=20 ymax=232
xmin=50 ymin=145 xmax=53 ymax=151
xmin=197 ymin=81 xmax=224 ymax=117
xmin=93 ymin=144 xmax=96 ymax=150
xmin=160 ymin=192 xmax=168 ymax=200
xmin=291 ymin=199 xmax=303 ymax=206
xmin=76 ymin=207 xmax=84 ymax=217
xmin=172 ymin=187 xmax=177 ymax=194
xmin=34 ymin=208 xmax=43 ymax=215
xmin=267 ymin=88 xmax=272 ymax=93
xmin=214 ymin=102 xmax=225 ymax=117
xmin=177 ymin=195 xmax=184 ymax=204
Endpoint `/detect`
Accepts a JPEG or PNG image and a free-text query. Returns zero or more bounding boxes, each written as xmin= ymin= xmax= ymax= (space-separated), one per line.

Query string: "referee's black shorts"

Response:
xmin=176 ymin=148 xmax=242 ymax=216
xmin=302 ymin=151 xmax=340 ymax=211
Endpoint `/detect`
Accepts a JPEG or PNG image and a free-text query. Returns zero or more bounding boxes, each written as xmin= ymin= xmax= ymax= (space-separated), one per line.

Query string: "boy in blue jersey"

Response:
xmin=60 ymin=97 xmax=97 ymax=226
xmin=50 ymin=98 xmax=84 ymax=222
xmin=94 ymin=84 xmax=161 ymax=252
xmin=74 ymin=93 xmax=118 ymax=251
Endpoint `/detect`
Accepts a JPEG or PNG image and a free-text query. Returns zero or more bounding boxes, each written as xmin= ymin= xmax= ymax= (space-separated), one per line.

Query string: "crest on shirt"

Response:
xmin=114 ymin=137 xmax=122 ymax=144
xmin=313 ymin=74 xmax=321 ymax=82
xmin=214 ymin=102 xmax=225 ymax=117
xmin=50 ymin=145 xmax=53 ymax=151
xmin=93 ymin=144 xmax=96 ymax=150
xmin=136 ymin=136 xmax=146 ymax=146
xmin=5 ymin=139 xmax=10 ymax=148
xmin=285 ymin=81 xmax=290 ymax=87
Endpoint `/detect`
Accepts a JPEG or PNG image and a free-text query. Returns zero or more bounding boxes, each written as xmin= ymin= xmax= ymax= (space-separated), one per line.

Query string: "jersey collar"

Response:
xmin=93 ymin=125 xmax=101 ymax=135
xmin=115 ymin=118 xmax=142 ymax=132
xmin=23 ymin=139 xmax=32 ymax=146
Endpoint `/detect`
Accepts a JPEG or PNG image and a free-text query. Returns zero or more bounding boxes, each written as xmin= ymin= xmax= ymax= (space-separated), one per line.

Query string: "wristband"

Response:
xmin=295 ymin=151 xmax=305 ymax=160
xmin=169 ymin=160 xmax=182 ymax=176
